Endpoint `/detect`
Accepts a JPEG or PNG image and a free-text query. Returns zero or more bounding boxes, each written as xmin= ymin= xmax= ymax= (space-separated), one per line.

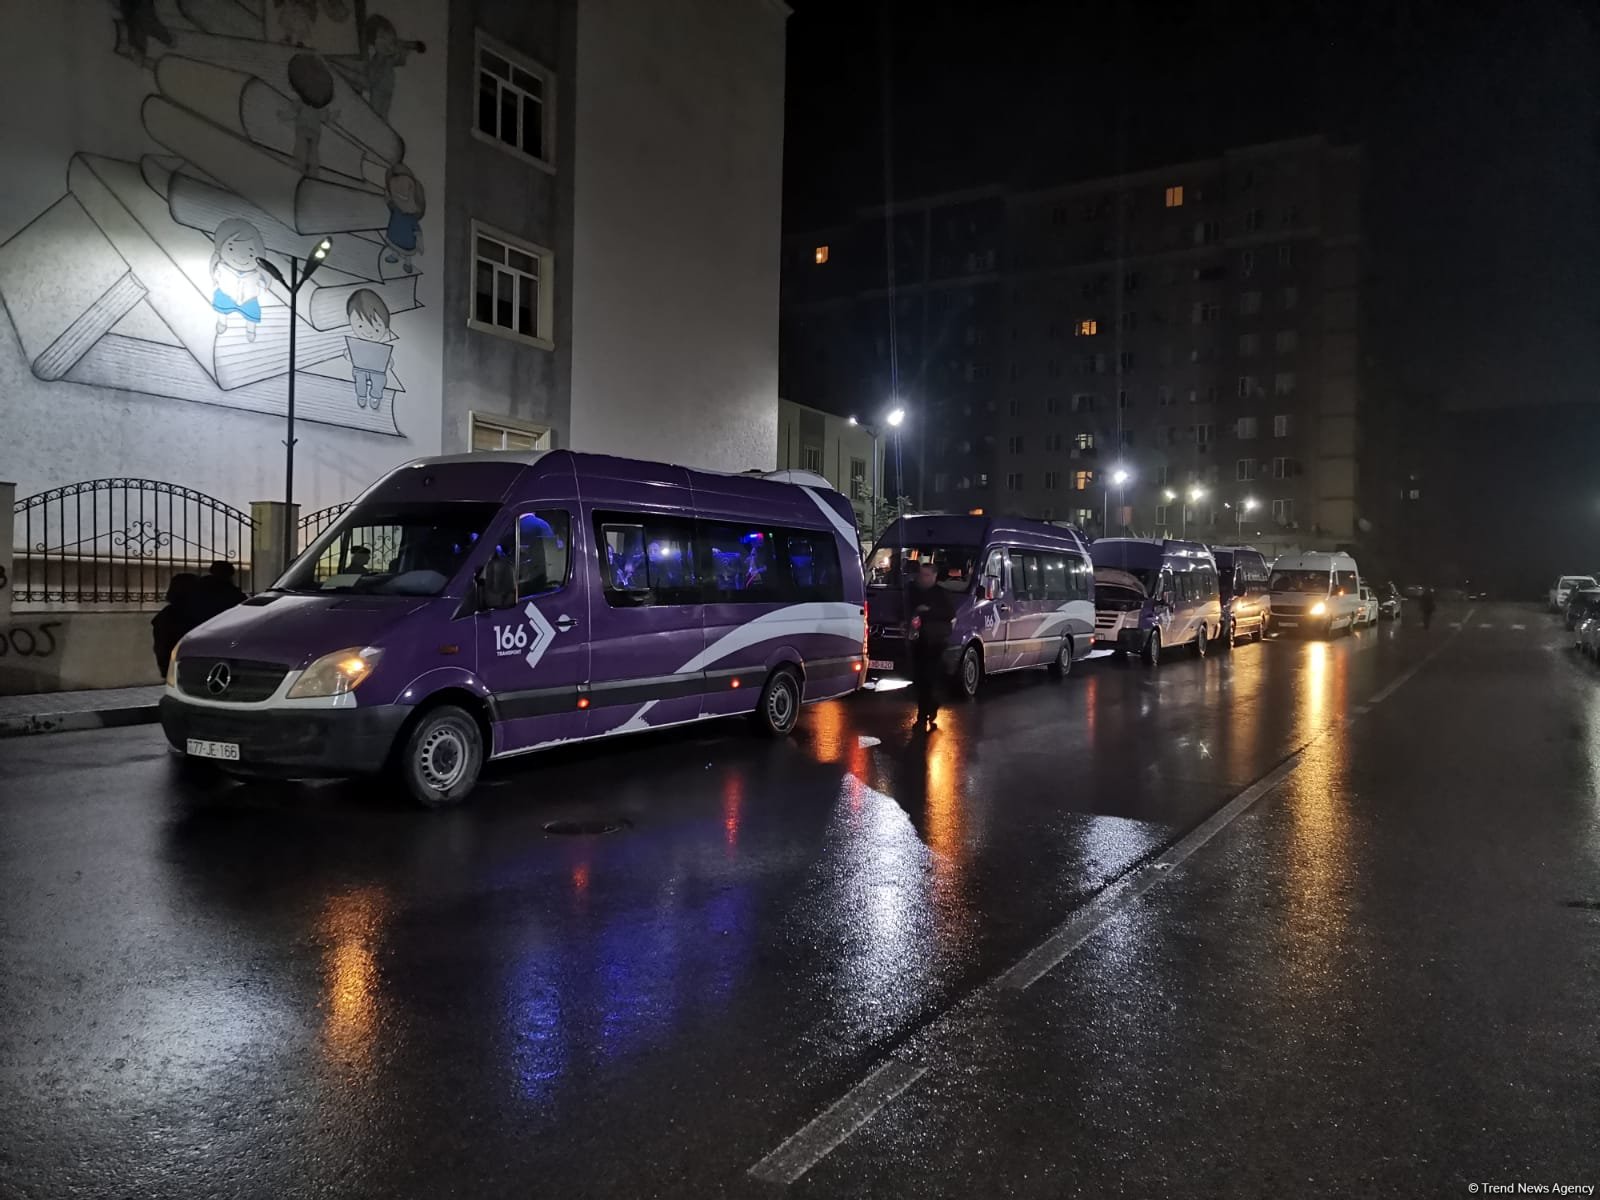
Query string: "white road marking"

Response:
xmin=746 ymin=1060 xmax=928 ymax=1185
xmin=1511 ymin=624 xmax=1526 ymax=631
xmin=745 ymin=603 xmax=1478 ymax=1183
xmin=1478 ymin=623 xmax=1494 ymax=630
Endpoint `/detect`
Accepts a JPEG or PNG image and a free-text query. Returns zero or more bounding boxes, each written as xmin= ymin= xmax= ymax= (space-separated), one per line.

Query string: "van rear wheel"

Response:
xmin=1195 ymin=625 xmax=1209 ymax=658
xmin=753 ymin=667 xmax=802 ymax=737
xmin=1048 ymin=638 xmax=1073 ymax=679
xmin=398 ymin=705 xmax=483 ymax=808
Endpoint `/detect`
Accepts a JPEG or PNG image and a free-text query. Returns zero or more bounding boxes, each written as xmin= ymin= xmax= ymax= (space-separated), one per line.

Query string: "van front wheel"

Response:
xmin=399 ymin=705 xmax=483 ymax=808
xmin=956 ymin=644 xmax=984 ymax=698
xmin=1141 ymin=630 xmax=1161 ymax=667
xmin=753 ymin=667 xmax=802 ymax=737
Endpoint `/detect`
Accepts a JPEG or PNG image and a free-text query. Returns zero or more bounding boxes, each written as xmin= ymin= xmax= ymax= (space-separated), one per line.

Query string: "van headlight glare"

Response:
xmin=1310 ymin=601 xmax=1327 ymax=616
xmin=287 ymin=646 xmax=382 ymax=698
xmin=165 ymin=642 xmax=181 ymax=688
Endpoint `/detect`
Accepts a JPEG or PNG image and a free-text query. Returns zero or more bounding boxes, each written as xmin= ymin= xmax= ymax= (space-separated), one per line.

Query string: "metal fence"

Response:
xmin=11 ymin=479 xmax=254 ymax=608
xmin=297 ymin=502 xmax=349 ymax=551
xmin=296 ymin=501 xmax=405 ymax=579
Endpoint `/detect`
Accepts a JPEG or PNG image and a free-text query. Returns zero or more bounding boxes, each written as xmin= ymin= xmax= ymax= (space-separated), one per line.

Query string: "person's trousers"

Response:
xmin=912 ymin=647 xmax=944 ymax=720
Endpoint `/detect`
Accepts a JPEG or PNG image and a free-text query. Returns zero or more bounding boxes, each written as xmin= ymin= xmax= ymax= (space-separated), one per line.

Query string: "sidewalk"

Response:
xmin=0 ymin=685 xmax=165 ymax=739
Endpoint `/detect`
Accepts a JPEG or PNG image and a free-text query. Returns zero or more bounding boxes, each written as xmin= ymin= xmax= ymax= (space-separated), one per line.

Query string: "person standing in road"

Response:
xmin=1420 ymin=587 xmax=1437 ymax=630
xmin=907 ymin=559 xmax=956 ymax=730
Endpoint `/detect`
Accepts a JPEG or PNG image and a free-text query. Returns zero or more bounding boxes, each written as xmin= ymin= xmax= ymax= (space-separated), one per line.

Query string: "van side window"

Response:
xmin=985 ymin=548 xmax=1006 ymax=589
xmin=596 ymin=512 xmax=698 ymax=605
xmin=516 ymin=510 xmax=570 ymax=598
xmin=1038 ymin=554 xmax=1069 ymax=601
xmin=1334 ymin=569 xmax=1358 ymax=595
xmin=1071 ymin=553 xmax=1093 ymax=599
xmin=1200 ymin=566 xmax=1218 ymax=599
xmin=704 ymin=523 xmax=780 ymax=603
xmin=785 ymin=533 xmax=844 ymax=602
xmin=1011 ymin=551 xmax=1041 ymax=600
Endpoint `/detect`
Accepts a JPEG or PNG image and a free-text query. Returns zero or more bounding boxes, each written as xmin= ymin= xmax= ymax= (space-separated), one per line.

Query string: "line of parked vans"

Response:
xmin=159 ymin=451 xmax=1393 ymax=807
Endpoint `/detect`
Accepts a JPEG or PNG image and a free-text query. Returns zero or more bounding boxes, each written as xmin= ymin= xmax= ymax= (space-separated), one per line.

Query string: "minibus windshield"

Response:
xmin=278 ymin=501 xmax=500 ymax=596
xmin=1269 ymin=569 xmax=1331 ymax=594
xmin=866 ymin=544 xmax=981 ymax=591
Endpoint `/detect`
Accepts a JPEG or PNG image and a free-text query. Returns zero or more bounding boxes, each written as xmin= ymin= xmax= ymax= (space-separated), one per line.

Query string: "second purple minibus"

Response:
xmin=159 ymin=452 xmax=867 ymax=806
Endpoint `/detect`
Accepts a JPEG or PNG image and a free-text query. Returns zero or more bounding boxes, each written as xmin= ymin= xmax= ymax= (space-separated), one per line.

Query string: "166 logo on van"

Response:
xmin=494 ymin=602 xmax=557 ymax=669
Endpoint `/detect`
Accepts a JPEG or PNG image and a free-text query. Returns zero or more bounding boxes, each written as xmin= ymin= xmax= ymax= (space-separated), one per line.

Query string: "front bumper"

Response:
xmin=159 ymin=695 xmax=410 ymax=777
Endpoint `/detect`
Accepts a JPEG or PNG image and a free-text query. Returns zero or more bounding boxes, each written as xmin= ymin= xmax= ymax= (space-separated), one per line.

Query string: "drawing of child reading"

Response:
xmin=382 ymin=162 xmax=425 ymax=275
xmin=211 ymin=219 xmax=267 ymax=343
xmin=344 ymin=288 xmax=396 ymax=410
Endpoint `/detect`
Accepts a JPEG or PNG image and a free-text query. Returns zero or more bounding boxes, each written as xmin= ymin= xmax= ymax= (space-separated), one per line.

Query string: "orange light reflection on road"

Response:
xmin=722 ymin=771 xmax=743 ymax=852
xmin=319 ymin=885 xmax=388 ymax=1070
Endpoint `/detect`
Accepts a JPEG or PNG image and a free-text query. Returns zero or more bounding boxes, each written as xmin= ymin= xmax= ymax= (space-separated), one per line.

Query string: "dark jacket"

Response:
xmin=190 ymin=574 xmax=246 ymax=624
xmin=907 ymin=582 xmax=956 ymax=651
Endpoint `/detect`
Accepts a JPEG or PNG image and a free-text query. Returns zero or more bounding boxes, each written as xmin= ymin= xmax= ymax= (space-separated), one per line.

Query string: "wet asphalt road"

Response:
xmin=1 ymin=604 xmax=1596 ymax=1198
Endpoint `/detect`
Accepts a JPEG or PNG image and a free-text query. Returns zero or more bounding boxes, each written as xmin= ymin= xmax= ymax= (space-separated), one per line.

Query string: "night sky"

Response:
xmin=782 ymin=0 xmax=1600 ymax=587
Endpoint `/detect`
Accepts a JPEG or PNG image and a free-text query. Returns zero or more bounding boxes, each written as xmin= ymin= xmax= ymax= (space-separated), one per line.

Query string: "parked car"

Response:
xmin=1266 ymin=550 xmax=1364 ymax=637
xmin=1378 ymin=584 xmax=1403 ymax=620
xmin=1565 ymin=587 xmax=1600 ymax=630
xmin=865 ymin=513 xmax=1095 ymax=696
xmin=1211 ymin=545 xmax=1271 ymax=646
xmin=1090 ymin=538 xmax=1223 ymax=665
xmin=1355 ymin=585 xmax=1381 ymax=627
xmin=1577 ymin=597 xmax=1600 ymax=658
xmin=1550 ymin=575 xmax=1596 ymax=612
xmin=161 ymin=451 xmax=869 ymax=806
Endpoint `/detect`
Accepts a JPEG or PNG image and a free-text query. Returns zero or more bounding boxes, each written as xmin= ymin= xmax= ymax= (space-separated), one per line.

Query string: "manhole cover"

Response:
xmin=543 ymin=818 xmax=629 ymax=836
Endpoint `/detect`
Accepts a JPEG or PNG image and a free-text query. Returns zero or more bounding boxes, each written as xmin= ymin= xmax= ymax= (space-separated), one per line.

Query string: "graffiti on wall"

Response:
xmin=0 ymin=0 xmax=428 ymax=438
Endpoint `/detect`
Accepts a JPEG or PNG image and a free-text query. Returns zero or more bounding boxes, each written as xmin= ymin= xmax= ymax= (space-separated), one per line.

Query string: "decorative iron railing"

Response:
xmin=296 ymin=501 xmax=404 ymax=578
xmin=297 ymin=502 xmax=350 ymax=550
xmin=11 ymin=479 xmax=254 ymax=607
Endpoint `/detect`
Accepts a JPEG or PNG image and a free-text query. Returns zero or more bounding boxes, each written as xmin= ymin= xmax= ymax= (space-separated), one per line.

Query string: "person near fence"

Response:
xmin=192 ymin=561 xmax=247 ymax=623
xmin=151 ymin=573 xmax=201 ymax=676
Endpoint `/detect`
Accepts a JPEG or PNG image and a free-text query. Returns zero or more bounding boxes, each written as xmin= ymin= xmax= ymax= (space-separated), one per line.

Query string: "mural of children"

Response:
xmin=281 ymin=54 xmax=338 ymax=176
xmin=362 ymin=14 xmax=426 ymax=120
xmin=210 ymin=218 xmax=267 ymax=344
xmin=274 ymin=0 xmax=318 ymax=46
xmin=344 ymin=289 xmax=395 ymax=410
xmin=381 ymin=163 xmax=425 ymax=275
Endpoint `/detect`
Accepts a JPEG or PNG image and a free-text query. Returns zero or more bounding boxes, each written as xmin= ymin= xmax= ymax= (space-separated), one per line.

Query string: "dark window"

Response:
xmin=596 ymin=512 xmax=698 ymax=606
xmin=1011 ymin=551 xmax=1041 ymax=600
xmin=703 ymin=523 xmax=780 ymax=603
xmin=516 ymin=510 xmax=570 ymax=598
xmin=1039 ymin=554 xmax=1070 ymax=601
xmin=1334 ymin=569 xmax=1359 ymax=595
xmin=784 ymin=533 xmax=844 ymax=602
xmin=1071 ymin=554 xmax=1094 ymax=600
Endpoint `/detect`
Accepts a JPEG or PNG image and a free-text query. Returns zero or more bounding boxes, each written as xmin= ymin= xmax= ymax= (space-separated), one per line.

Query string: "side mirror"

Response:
xmin=982 ymin=575 xmax=1000 ymax=601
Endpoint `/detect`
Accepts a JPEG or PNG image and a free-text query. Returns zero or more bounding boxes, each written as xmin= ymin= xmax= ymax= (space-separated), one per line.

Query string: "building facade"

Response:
xmin=0 ymin=0 xmax=786 ymax=521
xmin=775 ymin=397 xmax=883 ymax=533
xmin=781 ymin=137 xmax=1363 ymax=553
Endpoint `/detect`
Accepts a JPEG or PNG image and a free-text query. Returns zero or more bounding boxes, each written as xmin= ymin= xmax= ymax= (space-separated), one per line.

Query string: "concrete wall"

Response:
xmin=440 ymin=0 xmax=576 ymax=452
xmin=0 ymin=611 xmax=160 ymax=694
xmin=0 ymin=0 xmax=449 ymax=515
xmin=568 ymin=0 xmax=788 ymax=473
xmin=776 ymin=398 xmax=881 ymax=529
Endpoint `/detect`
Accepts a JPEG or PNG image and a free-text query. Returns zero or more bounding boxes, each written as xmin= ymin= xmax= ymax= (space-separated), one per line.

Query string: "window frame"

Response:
xmin=514 ymin=508 xmax=573 ymax=600
xmin=469 ymin=410 xmax=552 ymax=452
xmin=468 ymin=220 xmax=556 ymax=349
xmin=474 ymin=32 xmax=557 ymax=172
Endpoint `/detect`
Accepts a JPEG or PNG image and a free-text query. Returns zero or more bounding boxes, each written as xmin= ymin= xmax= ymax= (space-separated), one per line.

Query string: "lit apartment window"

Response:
xmin=1237 ymin=459 xmax=1256 ymax=481
xmin=1165 ymin=185 xmax=1184 ymax=208
xmin=1273 ymin=498 xmax=1295 ymax=524
xmin=471 ymin=223 xmax=554 ymax=346
xmin=1006 ymin=472 xmax=1024 ymax=492
xmin=1275 ymin=329 xmax=1299 ymax=354
xmin=1075 ymin=432 xmax=1095 ymax=451
xmin=1075 ymin=508 xmax=1096 ymax=526
xmin=1239 ymin=333 xmax=1260 ymax=358
xmin=1274 ymin=372 xmax=1297 ymax=396
xmin=477 ymin=37 xmax=555 ymax=166
xmin=1273 ymin=414 xmax=1290 ymax=437
xmin=814 ymin=245 xmax=830 ymax=265
xmin=1077 ymin=318 xmax=1099 ymax=336
xmin=1074 ymin=470 xmax=1095 ymax=491
xmin=1237 ymin=416 xmax=1258 ymax=438
xmin=470 ymin=411 xmax=550 ymax=451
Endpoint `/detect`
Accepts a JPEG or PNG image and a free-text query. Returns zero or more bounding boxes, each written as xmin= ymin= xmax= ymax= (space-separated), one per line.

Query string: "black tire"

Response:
xmin=753 ymin=667 xmax=802 ymax=737
xmin=955 ymin=643 xmax=984 ymax=698
xmin=1141 ymin=630 xmax=1161 ymax=666
xmin=1048 ymin=637 xmax=1074 ymax=679
xmin=1251 ymin=620 xmax=1264 ymax=642
xmin=397 ymin=704 xmax=483 ymax=808
xmin=1195 ymin=624 xmax=1209 ymax=658
xmin=1218 ymin=617 xmax=1234 ymax=652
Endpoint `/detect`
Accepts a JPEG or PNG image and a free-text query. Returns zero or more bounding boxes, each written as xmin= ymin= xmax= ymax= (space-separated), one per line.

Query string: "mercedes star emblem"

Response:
xmin=205 ymin=662 xmax=232 ymax=696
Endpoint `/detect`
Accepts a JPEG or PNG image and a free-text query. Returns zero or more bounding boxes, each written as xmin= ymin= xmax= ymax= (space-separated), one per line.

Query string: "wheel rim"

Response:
xmin=963 ymin=651 xmax=980 ymax=691
xmin=1197 ymin=628 xmax=1207 ymax=656
xmin=1058 ymin=643 xmax=1071 ymax=672
xmin=1148 ymin=634 xmax=1160 ymax=663
xmin=418 ymin=726 xmax=469 ymax=791
xmin=767 ymin=677 xmax=796 ymax=729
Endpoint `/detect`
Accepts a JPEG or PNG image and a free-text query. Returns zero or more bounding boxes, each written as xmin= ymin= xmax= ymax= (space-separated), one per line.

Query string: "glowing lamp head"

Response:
xmin=1112 ymin=469 xmax=1130 ymax=486
xmin=887 ymin=408 xmax=905 ymax=428
xmin=312 ymin=238 xmax=331 ymax=261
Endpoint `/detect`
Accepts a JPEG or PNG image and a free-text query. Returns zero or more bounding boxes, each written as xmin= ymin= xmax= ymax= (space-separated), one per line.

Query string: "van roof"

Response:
xmin=399 ymin=450 xmax=843 ymax=492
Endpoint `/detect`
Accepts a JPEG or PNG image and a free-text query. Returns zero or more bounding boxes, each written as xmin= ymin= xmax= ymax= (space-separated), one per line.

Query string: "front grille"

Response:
xmin=1095 ymin=611 xmax=1129 ymax=629
xmin=177 ymin=658 xmax=290 ymax=703
xmin=1271 ymin=602 xmax=1306 ymax=615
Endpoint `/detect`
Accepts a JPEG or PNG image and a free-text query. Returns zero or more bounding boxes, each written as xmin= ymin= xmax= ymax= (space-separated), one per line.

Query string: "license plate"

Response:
xmin=869 ymin=659 xmax=895 ymax=671
xmin=1276 ymin=620 xmax=1298 ymax=628
xmin=187 ymin=738 xmax=240 ymax=761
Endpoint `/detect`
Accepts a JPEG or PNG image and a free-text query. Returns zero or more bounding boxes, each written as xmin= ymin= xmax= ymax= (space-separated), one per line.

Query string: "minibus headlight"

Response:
xmin=165 ymin=642 xmax=181 ymax=688
xmin=288 ymin=646 xmax=382 ymax=698
xmin=1310 ymin=600 xmax=1327 ymax=616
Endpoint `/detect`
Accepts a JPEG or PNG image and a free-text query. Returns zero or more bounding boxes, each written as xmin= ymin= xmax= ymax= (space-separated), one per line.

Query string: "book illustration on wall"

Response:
xmin=0 ymin=0 xmax=426 ymax=439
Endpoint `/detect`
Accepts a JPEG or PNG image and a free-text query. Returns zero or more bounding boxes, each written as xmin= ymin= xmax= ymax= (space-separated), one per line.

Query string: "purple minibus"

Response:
xmin=1090 ymin=538 xmax=1223 ymax=665
xmin=159 ymin=452 xmax=867 ymax=806
xmin=863 ymin=514 xmax=1095 ymax=697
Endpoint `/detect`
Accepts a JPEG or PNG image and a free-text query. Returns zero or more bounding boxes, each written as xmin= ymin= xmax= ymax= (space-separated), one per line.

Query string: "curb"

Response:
xmin=0 ymin=705 xmax=161 ymax=740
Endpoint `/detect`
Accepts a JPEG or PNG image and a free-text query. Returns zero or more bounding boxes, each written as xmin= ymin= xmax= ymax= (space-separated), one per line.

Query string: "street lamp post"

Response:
xmin=1183 ymin=486 xmax=1206 ymax=538
xmin=849 ymin=406 xmax=906 ymax=538
xmin=258 ymin=238 xmax=333 ymax=572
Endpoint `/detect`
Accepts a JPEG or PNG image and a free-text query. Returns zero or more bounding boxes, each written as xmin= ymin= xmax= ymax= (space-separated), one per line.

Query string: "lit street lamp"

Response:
xmin=1237 ymin=496 xmax=1258 ymax=539
xmin=1183 ymin=485 xmax=1206 ymax=538
xmin=848 ymin=405 xmax=908 ymax=536
xmin=1104 ymin=465 xmax=1131 ymax=536
xmin=258 ymin=237 xmax=333 ymax=570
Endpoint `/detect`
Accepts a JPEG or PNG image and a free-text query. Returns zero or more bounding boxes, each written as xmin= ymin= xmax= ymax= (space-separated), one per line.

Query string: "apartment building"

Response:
xmin=780 ymin=137 xmax=1363 ymax=552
